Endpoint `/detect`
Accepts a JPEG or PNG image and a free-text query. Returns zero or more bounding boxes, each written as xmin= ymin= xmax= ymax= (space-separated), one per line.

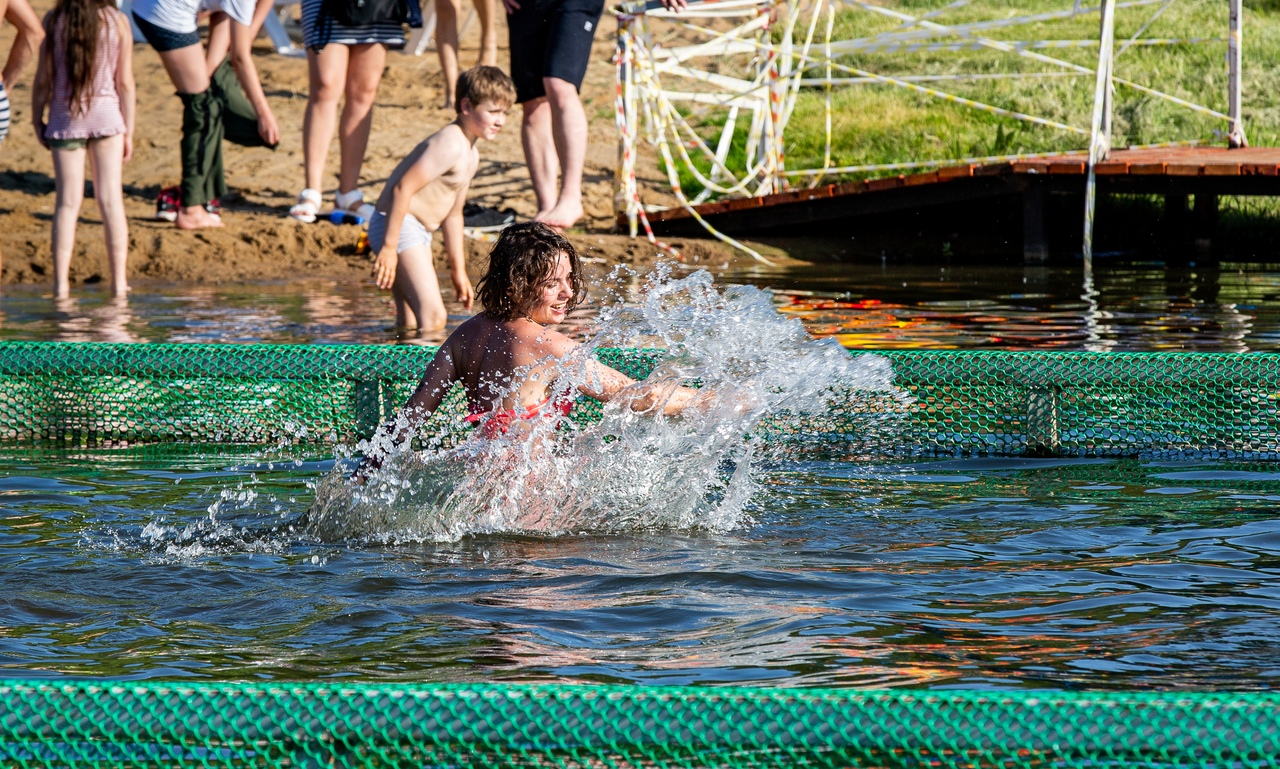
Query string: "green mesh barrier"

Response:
xmin=1 ymin=680 xmax=1278 ymax=768
xmin=1 ymin=342 xmax=1278 ymax=457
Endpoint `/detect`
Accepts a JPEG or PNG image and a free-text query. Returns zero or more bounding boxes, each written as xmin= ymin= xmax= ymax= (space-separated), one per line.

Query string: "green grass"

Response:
xmin=657 ymin=0 xmax=1280 ymax=196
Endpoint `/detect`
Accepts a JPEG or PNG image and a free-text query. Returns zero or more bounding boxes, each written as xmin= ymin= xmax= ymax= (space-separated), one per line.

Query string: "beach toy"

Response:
xmin=328 ymin=210 xmax=366 ymax=226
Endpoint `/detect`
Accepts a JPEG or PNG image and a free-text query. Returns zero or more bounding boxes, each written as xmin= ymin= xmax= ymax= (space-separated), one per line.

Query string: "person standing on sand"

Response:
xmin=130 ymin=0 xmax=280 ymax=230
xmin=0 ymin=0 xmax=45 ymax=281
xmin=288 ymin=0 xmax=420 ymax=222
xmin=368 ymin=66 xmax=514 ymax=332
xmin=32 ymin=0 xmax=135 ymax=299
xmin=434 ymin=0 xmax=497 ymax=110
xmin=504 ymin=0 xmax=684 ymax=230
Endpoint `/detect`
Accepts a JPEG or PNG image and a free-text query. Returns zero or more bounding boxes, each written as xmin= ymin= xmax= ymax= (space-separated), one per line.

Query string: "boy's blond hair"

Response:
xmin=456 ymin=66 xmax=517 ymax=113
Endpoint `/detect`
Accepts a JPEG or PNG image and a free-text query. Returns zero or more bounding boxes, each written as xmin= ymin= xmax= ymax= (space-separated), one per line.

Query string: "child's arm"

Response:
xmin=373 ymin=135 xmax=463 ymax=289
xmin=2 ymin=0 xmax=43 ymax=87
xmin=28 ymin=11 xmax=50 ymax=149
xmin=228 ymin=0 xmax=280 ymax=146
xmin=114 ymin=10 xmax=136 ymax=162
xmin=438 ymin=176 xmax=473 ymax=309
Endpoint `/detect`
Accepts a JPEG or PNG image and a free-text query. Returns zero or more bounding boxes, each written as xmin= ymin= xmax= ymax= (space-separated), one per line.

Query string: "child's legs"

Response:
xmin=393 ymin=244 xmax=446 ymax=331
xmin=87 ymin=134 xmax=129 ymax=296
xmin=50 ymin=143 xmax=88 ymax=299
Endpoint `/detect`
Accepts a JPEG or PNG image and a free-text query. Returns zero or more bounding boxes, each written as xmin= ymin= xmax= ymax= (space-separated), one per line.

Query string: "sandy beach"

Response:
xmin=0 ymin=2 xmax=785 ymax=290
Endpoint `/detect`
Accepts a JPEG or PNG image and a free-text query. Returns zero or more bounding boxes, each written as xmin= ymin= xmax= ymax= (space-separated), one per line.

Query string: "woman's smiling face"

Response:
xmin=526 ymin=253 xmax=574 ymax=325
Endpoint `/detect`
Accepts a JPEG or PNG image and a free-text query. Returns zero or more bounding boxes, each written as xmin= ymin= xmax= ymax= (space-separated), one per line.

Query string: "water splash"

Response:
xmin=306 ymin=267 xmax=901 ymax=542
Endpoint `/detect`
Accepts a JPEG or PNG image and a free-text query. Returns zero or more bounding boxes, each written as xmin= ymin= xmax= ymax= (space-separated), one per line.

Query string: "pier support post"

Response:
xmin=1194 ymin=194 xmax=1219 ymax=248
xmin=1228 ymin=0 xmax=1247 ymax=148
xmin=1082 ymin=0 xmax=1117 ymax=272
xmin=1023 ymin=183 xmax=1048 ymax=263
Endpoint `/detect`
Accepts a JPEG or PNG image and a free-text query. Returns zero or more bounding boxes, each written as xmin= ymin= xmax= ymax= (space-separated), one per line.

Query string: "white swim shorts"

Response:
xmin=367 ymin=210 xmax=434 ymax=254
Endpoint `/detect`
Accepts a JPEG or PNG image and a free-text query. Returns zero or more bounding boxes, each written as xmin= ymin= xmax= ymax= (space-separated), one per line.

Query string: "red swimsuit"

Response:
xmin=464 ymin=396 xmax=574 ymax=438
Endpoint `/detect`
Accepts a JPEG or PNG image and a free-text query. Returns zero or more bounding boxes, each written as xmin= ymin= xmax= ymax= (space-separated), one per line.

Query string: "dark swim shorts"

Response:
xmin=507 ymin=0 xmax=606 ymax=103
xmin=132 ymin=12 xmax=202 ymax=52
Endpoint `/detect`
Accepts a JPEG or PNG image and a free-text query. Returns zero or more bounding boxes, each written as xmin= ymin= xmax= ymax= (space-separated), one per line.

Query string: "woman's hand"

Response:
xmin=373 ymin=245 xmax=399 ymax=290
xmin=33 ymin=120 xmax=48 ymax=149
xmin=122 ymin=131 xmax=134 ymax=162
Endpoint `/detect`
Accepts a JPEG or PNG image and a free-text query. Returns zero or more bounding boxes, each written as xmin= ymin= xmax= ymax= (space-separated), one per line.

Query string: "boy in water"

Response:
xmin=361 ymin=223 xmax=710 ymax=468
xmin=369 ymin=65 xmax=515 ymax=331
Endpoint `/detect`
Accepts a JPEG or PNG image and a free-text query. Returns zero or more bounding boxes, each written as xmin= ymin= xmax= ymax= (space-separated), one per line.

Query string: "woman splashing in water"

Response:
xmin=307 ymin=222 xmax=716 ymax=539
xmin=364 ymin=222 xmax=708 ymax=455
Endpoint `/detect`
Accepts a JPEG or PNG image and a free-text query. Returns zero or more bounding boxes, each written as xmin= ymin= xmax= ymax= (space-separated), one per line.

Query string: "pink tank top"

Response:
xmin=44 ymin=9 xmax=127 ymax=141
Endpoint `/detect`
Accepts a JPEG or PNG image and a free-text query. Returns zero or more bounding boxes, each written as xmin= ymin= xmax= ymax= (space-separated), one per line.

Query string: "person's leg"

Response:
xmin=392 ymin=244 xmax=446 ymax=330
xmin=177 ymin=87 xmax=228 ymax=228
xmin=87 ymin=135 xmax=130 ymax=298
xmin=50 ymin=144 xmax=87 ymax=299
xmin=475 ymin=0 xmax=497 ymax=66
xmin=337 ymin=43 xmax=387 ymax=198
xmin=521 ymin=97 xmax=559 ymax=216
xmin=303 ymin=44 xmax=349 ymax=192
xmin=435 ymin=0 xmax=461 ymax=109
xmin=156 ymin=44 xmax=224 ymax=229
xmin=538 ymin=76 xmax=588 ymax=229
xmin=204 ymin=12 xmax=231 ymax=75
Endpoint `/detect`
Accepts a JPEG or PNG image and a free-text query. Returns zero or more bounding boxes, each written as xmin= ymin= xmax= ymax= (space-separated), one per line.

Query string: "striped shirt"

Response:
xmin=0 ymin=82 xmax=10 ymax=143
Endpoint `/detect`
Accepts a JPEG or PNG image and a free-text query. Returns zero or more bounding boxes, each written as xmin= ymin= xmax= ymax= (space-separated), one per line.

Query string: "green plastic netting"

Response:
xmin=4 ymin=342 xmax=1279 ymax=765
xmin=2 ymin=342 xmax=1278 ymax=458
xmin=2 ymin=680 xmax=1279 ymax=768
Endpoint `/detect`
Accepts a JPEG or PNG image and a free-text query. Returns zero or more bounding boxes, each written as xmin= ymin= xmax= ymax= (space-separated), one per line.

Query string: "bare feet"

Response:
xmin=535 ymin=198 xmax=584 ymax=231
xmin=175 ymin=205 xmax=224 ymax=230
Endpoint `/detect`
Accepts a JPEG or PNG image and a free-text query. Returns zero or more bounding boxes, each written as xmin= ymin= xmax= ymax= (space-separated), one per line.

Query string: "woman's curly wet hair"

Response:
xmin=476 ymin=222 xmax=586 ymax=321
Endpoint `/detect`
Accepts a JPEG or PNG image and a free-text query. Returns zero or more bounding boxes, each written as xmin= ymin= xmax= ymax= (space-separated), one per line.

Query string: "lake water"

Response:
xmin=4 ymin=258 xmax=1280 ymax=350
xmin=3 ymin=258 xmax=1280 ymax=691
xmin=4 ymin=450 xmax=1279 ymax=689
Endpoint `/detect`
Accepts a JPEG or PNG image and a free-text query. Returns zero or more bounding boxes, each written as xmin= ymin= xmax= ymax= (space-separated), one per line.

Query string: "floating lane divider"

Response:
xmin=3 ymin=342 xmax=1280 ymax=459
xmin=0 ymin=679 xmax=1278 ymax=768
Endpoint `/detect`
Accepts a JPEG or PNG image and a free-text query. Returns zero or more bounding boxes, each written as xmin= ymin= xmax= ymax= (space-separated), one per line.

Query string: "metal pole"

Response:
xmin=1082 ymin=0 xmax=1116 ymax=275
xmin=1228 ymin=0 xmax=1247 ymax=148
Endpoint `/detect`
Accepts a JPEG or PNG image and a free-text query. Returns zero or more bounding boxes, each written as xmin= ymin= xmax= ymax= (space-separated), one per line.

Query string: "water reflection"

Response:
xmin=731 ymin=261 xmax=1270 ymax=351
xmin=1 ymin=259 xmax=1278 ymax=350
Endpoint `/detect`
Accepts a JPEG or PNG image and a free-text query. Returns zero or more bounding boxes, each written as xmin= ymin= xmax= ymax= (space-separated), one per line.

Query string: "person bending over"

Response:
xmin=130 ymin=0 xmax=280 ymax=229
xmin=362 ymin=222 xmax=708 ymax=468
xmin=368 ymin=65 xmax=512 ymax=332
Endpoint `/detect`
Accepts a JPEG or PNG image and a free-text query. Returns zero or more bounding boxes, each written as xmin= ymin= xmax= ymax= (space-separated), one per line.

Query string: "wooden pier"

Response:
xmin=639 ymin=147 xmax=1280 ymax=260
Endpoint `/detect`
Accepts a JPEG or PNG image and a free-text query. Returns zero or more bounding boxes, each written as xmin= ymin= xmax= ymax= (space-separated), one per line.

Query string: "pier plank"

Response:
xmin=637 ymin=147 xmax=1280 ymax=232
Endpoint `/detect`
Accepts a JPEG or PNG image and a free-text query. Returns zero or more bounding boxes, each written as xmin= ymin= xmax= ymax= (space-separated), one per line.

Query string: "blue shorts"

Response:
xmin=132 ymin=12 xmax=201 ymax=51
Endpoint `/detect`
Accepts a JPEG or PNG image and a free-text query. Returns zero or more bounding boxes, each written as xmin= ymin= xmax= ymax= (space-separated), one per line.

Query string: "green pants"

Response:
xmin=179 ymin=59 xmax=277 ymax=208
